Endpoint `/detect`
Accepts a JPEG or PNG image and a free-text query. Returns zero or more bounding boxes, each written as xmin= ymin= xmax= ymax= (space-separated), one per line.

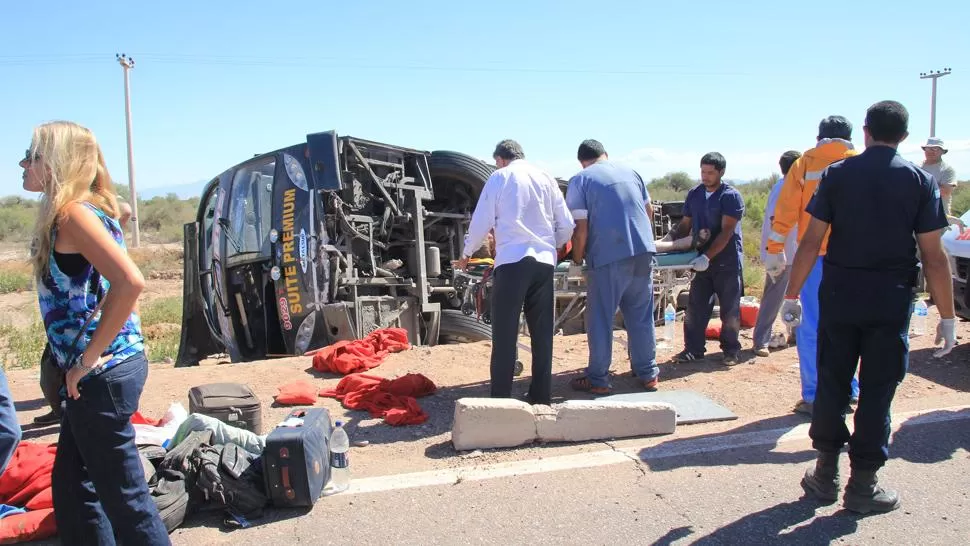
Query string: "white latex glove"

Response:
xmin=765 ymin=252 xmax=787 ymax=280
xmin=781 ymin=298 xmax=802 ymax=328
xmin=934 ymin=318 xmax=957 ymax=358
xmin=689 ymin=254 xmax=710 ymax=272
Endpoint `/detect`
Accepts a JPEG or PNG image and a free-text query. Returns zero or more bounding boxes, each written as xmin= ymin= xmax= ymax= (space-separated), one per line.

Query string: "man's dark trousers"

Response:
xmin=684 ymin=269 xmax=742 ymax=356
xmin=810 ymin=270 xmax=912 ymax=470
xmin=489 ymin=256 xmax=555 ymax=404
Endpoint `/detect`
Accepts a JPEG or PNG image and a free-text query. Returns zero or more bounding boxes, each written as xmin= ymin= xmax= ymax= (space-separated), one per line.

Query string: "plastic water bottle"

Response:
xmin=664 ymin=303 xmax=676 ymax=341
xmin=328 ymin=421 xmax=350 ymax=493
xmin=913 ymin=300 xmax=928 ymax=336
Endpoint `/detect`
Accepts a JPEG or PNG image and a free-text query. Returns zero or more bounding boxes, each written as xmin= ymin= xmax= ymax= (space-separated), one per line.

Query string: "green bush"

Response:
xmin=139 ymin=296 xmax=183 ymax=363
xmin=743 ymin=259 xmax=766 ymax=295
xmin=0 ymin=320 xmax=46 ymax=370
xmin=140 ymin=296 xmax=182 ymax=325
xmin=951 ymin=183 xmax=970 ymax=217
xmin=0 ymin=190 xmax=199 ymax=245
xmin=0 ymin=269 xmax=32 ymax=294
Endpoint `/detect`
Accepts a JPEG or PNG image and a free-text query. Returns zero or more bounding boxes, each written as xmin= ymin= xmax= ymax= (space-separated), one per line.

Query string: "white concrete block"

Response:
xmin=537 ymin=401 xmax=676 ymax=443
xmin=533 ymin=404 xmax=567 ymax=443
xmin=451 ymin=398 xmax=537 ymax=451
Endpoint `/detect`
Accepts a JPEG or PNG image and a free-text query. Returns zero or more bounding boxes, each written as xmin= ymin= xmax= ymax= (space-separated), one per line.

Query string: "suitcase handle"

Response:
xmin=282 ymin=466 xmax=295 ymax=500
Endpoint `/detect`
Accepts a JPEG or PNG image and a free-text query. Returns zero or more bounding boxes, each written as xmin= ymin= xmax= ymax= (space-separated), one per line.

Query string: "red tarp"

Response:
xmin=0 ymin=442 xmax=57 ymax=543
xmin=319 ymin=373 xmax=437 ymax=426
xmin=309 ymin=328 xmax=411 ymax=375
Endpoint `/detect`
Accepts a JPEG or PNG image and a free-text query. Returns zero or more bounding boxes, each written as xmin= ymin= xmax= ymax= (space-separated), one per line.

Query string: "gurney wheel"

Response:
xmin=514 ymin=360 xmax=524 ymax=376
xmin=461 ymin=302 xmax=475 ymax=316
xmin=481 ymin=312 xmax=491 ymax=324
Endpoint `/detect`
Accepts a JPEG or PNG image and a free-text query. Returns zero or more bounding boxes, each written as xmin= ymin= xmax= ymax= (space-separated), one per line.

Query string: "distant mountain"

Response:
xmin=137 ymin=180 xmax=210 ymax=200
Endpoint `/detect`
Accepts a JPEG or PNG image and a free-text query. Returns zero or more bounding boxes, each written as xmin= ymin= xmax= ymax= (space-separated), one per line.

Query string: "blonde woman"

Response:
xmin=20 ymin=121 xmax=169 ymax=544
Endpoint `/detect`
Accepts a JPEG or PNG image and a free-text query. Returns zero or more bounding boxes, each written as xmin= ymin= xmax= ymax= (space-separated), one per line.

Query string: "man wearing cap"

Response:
xmin=921 ymin=138 xmax=957 ymax=215
xmin=765 ymin=116 xmax=861 ymax=416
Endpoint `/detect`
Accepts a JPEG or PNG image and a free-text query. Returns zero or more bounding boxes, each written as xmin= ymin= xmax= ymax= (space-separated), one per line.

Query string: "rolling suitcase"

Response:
xmin=188 ymin=383 xmax=263 ymax=434
xmin=262 ymin=408 xmax=332 ymax=507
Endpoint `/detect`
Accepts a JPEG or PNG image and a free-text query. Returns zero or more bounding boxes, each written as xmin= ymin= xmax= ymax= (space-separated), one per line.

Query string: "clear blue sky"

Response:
xmin=2 ymin=0 xmax=968 ymax=198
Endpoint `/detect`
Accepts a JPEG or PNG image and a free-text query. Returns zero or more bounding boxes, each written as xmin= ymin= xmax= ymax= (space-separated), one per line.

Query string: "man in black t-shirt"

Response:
xmin=783 ymin=100 xmax=957 ymax=513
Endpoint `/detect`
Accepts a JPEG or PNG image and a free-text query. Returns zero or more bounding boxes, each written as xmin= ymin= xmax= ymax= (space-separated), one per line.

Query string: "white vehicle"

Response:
xmin=941 ymin=209 xmax=970 ymax=321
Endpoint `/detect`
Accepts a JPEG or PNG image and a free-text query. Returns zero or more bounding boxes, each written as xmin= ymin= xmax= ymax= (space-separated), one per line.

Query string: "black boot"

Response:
xmin=801 ymin=450 xmax=840 ymax=502
xmin=843 ymin=468 xmax=901 ymax=514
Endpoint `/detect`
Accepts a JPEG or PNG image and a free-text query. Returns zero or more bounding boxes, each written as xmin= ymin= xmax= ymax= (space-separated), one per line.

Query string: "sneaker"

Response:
xmin=754 ymin=346 xmax=770 ymax=357
xmin=722 ymin=352 xmax=740 ymax=365
xmin=674 ymin=350 xmax=704 ymax=363
xmin=33 ymin=411 xmax=61 ymax=426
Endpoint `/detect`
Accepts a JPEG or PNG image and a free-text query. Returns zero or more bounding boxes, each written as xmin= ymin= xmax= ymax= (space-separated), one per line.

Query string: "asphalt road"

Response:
xmin=160 ymin=407 xmax=969 ymax=546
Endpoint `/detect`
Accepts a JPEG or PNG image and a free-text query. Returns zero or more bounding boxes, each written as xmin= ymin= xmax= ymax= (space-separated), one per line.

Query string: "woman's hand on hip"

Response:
xmin=65 ymin=354 xmax=110 ymax=399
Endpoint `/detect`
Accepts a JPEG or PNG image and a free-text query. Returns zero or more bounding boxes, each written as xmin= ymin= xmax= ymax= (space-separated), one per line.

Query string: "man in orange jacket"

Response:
xmin=766 ymin=116 xmax=860 ymax=415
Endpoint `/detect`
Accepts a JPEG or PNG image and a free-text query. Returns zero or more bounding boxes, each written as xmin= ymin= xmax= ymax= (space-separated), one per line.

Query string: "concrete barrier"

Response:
xmin=451 ymin=398 xmax=537 ymax=451
xmin=451 ymin=398 xmax=677 ymax=451
xmin=539 ymin=400 xmax=677 ymax=443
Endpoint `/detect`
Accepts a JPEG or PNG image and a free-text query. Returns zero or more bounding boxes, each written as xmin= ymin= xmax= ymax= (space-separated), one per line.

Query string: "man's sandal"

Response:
xmin=569 ymin=376 xmax=611 ymax=395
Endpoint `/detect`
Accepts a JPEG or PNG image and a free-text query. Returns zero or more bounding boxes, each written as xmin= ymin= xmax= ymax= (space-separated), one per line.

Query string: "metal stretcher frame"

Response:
xmin=549 ymin=251 xmax=697 ymax=332
xmin=652 ymin=251 xmax=698 ymax=322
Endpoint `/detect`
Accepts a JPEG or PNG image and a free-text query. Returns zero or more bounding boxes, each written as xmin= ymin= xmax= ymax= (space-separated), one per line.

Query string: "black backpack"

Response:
xmin=150 ymin=468 xmax=191 ymax=533
xmin=141 ymin=430 xmax=214 ymax=533
xmin=189 ymin=442 xmax=269 ymax=525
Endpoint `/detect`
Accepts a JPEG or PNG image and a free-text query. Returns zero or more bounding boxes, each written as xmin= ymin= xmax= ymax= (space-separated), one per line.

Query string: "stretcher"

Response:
xmin=455 ymin=250 xmax=697 ymax=337
xmin=551 ymin=250 xmax=698 ymax=332
xmin=651 ymin=251 xmax=698 ymax=321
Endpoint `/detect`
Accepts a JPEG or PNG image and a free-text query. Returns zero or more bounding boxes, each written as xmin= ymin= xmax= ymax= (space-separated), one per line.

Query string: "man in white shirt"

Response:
xmin=456 ymin=140 xmax=575 ymax=404
xmin=753 ymin=150 xmax=801 ymax=356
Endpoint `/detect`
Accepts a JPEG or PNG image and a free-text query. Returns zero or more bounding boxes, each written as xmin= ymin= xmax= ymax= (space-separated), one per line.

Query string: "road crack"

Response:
xmin=602 ymin=440 xmax=647 ymax=477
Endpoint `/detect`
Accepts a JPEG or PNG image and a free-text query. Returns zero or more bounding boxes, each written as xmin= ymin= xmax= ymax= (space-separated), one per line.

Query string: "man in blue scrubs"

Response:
xmin=672 ymin=153 xmax=745 ymax=364
xmin=566 ymin=140 xmax=659 ymax=394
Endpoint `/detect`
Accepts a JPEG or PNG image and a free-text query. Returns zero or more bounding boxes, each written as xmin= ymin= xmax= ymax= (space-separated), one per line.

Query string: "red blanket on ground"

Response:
xmin=310 ymin=328 xmax=411 ymax=375
xmin=0 ymin=442 xmax=57 ymax=543
xmin=319 ymin=373 xmax=437 ymax=425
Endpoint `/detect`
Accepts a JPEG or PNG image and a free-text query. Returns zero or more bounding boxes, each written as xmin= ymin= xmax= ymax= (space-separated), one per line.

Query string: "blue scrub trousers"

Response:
xmin=684 ymin=269 xmax=743 ymax=356
xmin=0 ymin=367 xmax=22 ymax=476
xmin=585 ymin=253 xmax=659 ymax=388
xmin=799 ymin=257 xmax=859 ymax=403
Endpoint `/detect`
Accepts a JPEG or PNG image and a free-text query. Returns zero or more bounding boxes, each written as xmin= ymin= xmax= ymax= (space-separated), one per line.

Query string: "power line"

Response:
xmin=0 ymin=53 xmax=752 ymax=76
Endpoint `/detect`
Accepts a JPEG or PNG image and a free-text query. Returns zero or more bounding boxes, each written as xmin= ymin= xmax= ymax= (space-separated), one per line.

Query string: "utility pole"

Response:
xmin=919 ymin=68 xmax=952 ymax=138
xmin=117 ymin=53 xmax=140 ymax=247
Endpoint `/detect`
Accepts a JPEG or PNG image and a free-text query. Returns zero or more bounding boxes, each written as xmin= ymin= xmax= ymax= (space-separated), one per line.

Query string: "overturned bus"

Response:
xmin=176 ymin=131 xmax=690 ymax=366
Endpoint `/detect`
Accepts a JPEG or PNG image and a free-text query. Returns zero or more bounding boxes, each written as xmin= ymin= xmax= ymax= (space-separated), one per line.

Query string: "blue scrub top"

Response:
xmin=683 ymin=182 xmax=745 ymax=272
xmin=565 ymin=160 xmax=656 ymax=269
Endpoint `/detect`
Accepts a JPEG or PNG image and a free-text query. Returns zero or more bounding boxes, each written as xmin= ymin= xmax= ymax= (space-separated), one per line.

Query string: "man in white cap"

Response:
xmin=921 ymin=138 xmax=957 ymax=215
